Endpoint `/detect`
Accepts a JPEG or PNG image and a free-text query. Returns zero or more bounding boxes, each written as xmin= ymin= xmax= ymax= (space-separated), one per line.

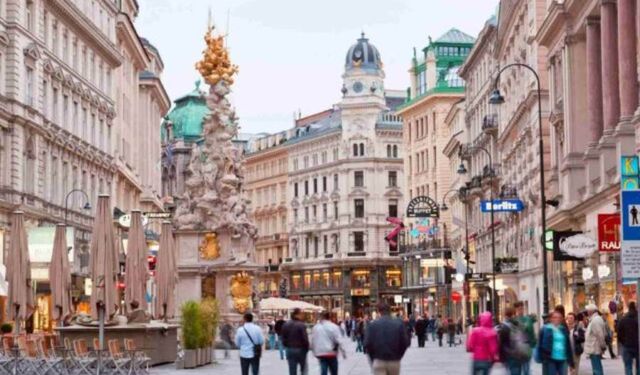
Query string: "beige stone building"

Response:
xmin=396 ymin=29 xmax=474 ymax=316
xmin=537 ymin=0 xmax=639 ymax=312
xmin=244 ymin=132 xmax=289 ymax=298
xmin=0 ymin=0 xmax=168 ymax=328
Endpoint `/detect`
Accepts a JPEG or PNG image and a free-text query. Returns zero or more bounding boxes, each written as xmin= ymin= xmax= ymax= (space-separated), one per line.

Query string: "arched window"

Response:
xmin=392 ymin=145 xmax=398 ymax=158
xmin=353 ymin=144 xmax=358 ymax=156
xmin=359 ymin=143 xmax=365 ymax=156
xmin=386 ymin=145 xmax=392 ymax=157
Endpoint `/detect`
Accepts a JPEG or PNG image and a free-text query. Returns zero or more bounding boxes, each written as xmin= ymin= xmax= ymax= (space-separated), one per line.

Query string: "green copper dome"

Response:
xmin=162 ymin=80 xmax=209 ymax=141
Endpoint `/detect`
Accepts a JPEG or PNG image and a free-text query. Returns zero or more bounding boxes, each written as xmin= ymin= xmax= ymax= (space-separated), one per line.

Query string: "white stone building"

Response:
xmin=0 ymin=0 xmax=168 ymax=328
xmin=277 ymin=34 xmax=405 ymax=317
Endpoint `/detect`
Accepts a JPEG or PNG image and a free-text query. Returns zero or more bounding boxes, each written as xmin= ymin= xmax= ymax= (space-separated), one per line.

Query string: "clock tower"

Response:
xmin=339 ymin=33 xmax=387 ymax=155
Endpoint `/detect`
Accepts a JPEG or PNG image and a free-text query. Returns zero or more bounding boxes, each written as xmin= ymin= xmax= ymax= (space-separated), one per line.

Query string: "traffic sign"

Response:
xmin=621 ymin=187 xmax=640 ymax=278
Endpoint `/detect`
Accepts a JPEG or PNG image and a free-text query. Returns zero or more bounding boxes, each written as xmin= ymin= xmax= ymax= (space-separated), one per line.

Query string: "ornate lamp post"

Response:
xmin=64 ymin=189 xmax=92 ymax=225
xmin=489 ymin=63 xmax=549 ymax=315
xmin=457 ymin=145 xmax=498 ymax=318
xmin=440 ymin=188 xmax=471 ymax=324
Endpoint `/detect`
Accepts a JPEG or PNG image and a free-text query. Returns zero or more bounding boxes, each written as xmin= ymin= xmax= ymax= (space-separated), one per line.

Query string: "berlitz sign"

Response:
xmin=480 ymin=199 xmax=524 ymax=213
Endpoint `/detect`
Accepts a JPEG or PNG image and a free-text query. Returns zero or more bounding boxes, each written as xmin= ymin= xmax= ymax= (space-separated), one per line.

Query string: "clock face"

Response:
xmin=352 ymin=81 xmax=364 ymax=93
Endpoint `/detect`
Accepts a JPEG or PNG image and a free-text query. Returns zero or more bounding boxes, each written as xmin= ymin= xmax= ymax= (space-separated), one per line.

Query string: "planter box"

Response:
xmin=184 ymin=349 xmax=197 ymax=369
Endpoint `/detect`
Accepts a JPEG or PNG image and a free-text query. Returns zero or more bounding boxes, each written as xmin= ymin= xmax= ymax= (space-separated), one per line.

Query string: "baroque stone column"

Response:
xmin=618 ymin=0 xmax=639 ymax=120
xmin=601 ymin=0 xmax=620 ymax=132
xmin=587 ymin=17 xmax=604 ymax=144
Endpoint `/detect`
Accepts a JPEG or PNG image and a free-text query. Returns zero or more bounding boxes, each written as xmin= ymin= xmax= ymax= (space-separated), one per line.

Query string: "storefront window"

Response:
xmin=291 ymin=273 xmax=301 ymax=290
xmin=352 ymin=269 xmax=370 ymax=288
xmin=332 ymin=270 xmax=342 ymax=288
xmin=312 ymin=271 xmax=320 ymax=289
xmin=303 ymin=272 xmax=311 ymax=289
xmin=385 ymin=268 xmax=402 ymax=288
xmin=322 ymin=271 xmax=330 ymax=288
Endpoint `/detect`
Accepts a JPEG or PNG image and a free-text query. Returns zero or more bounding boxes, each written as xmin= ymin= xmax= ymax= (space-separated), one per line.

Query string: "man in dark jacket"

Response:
xmin=414 ymin=315 xmax=428 ymax=348
xmin=281 ymin=308 xmax=309 ymax=375
xmin=364 ymin=303 xmax=410 ymax=375
xmin=617 ymin=301 xmax=639 ymax=375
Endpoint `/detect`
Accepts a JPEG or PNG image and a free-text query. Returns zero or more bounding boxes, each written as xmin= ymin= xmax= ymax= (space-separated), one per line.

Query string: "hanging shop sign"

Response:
xmin=406 ymin=196 xmax=440 ymax=218
xmin=117 ymin=213 xmax=149 ymax=228
xmin=553 ymin=231 xmax=598 ymax=261
xmin=465 ymin=273 xmax=488 ymax=282
xmin=480 ymin=199 xmax=524 ymax=213
xmin=144 ymin=212 xmax=172 ymax=219
xmin=598 ymin=214 xmax=620 ymax=252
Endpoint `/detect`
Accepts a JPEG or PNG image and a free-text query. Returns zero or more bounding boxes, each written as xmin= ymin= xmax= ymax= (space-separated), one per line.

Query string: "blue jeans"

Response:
xmin=269 ymin=333 xmax=276 ymax=350
xmin=319 ymin=357 xmax=338 ymax=375
xmin=355 ymin=337 xmax=363 ymax=352
xmin=277 ymin=336 xmax=286 ymax=360
xmin=472 ymin=360 xmax=492 ymax=375
xmin=286 ymin=347 xmax=308 ymax=375
xmin=622 ymin=346 xmax=639 ymax=375
xmin=543 ymin=360 xmax=567 ymax=375
xmin=521 ymin=359 xmax=530 ymax=375
xmin=590 ymin=354 xmax=604 ymax=375
xmin=507 ymin=359 xmax=523 ymax=375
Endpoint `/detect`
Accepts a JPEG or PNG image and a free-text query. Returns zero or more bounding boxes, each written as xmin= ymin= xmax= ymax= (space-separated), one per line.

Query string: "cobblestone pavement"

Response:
xmin=152 ymin=335 xmax=625 ymax=374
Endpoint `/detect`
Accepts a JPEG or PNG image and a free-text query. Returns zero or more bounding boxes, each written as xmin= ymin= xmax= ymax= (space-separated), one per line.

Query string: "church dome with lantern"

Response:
xmin=345 ymin=33 xmax=383 ymax=72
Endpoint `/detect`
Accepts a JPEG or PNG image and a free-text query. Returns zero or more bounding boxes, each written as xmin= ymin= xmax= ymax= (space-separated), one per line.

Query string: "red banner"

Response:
xmin=598 ymin=213 xmax=620 ymax=252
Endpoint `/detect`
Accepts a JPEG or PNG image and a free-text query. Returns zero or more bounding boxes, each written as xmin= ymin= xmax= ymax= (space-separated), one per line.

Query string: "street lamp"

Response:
xmin=490 ymin=63 xmax=549 ymax=315
xmin=440 ymin=188 xmax=472 ymax=325
xmin=457 ymin=145 xmax=498 ymax=319
xmin=64 ymin=189 xmax=92 ymax=225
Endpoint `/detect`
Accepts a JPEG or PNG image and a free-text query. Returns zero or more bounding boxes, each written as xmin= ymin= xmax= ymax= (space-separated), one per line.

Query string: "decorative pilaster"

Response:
xmin=617 ymin=0 xmax=639 ymax=120
xmin=601 ymin=0 xmax=620 ymax=132
xmin=586 ymin=17 xmax=603 ymax=145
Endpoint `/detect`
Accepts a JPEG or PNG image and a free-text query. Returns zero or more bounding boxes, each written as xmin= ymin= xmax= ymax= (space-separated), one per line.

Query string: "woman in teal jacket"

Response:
xmin=538 ymin=311 xmax=574 ymax=375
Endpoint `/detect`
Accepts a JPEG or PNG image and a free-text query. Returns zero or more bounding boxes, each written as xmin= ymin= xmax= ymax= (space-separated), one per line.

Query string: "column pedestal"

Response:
xmin=584 ymin=144 xmax=600 ymax=197
xmin=597 ymin=130 xmax=618 ymax=189
xmin=559 ymin=152 xmax=586 ymax=209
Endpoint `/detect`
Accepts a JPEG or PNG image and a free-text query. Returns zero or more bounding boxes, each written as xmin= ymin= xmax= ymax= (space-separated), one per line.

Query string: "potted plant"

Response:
xmin=0 ymin=323 xmax=12 ymax=335
xmin=200 ymin=298 xmax=220 ymax=364
xmin=181 ymin=301 xmax=203 ymax=369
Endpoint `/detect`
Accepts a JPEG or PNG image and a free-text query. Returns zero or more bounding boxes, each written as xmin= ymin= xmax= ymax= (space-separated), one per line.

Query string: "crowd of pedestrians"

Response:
xmin=223 ymin=299 xmax=638 ymax=375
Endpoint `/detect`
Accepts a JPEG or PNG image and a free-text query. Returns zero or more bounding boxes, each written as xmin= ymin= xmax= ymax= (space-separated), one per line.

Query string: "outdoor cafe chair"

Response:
xmin=123 ymin=339 xmax=149 ymax=375
xmin=16 ymin=336 xmax=43 ymax=375
xmin=35 ymin=338 xmax=67 ymax=375
xmin=105 ymin=340 xmax=131 ymax=375
xmin=71 ymin=340 xmax=97 ymax=375
xmin=0 ymin=337 xmax=15 ymax=375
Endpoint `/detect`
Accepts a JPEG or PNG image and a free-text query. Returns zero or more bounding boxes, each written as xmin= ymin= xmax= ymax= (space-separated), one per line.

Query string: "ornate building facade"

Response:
xmin=537 ymin=0 xmax=639 ymax=312
xmin=244 ymin=132 xmax=289 ymax=299
xmin=396 ymin=29 xmax=474 ymax=317
xmin=0 ymin=0 xmax=168 ymax=328
xmin=242 ymin=34 xmax=405 ymax=317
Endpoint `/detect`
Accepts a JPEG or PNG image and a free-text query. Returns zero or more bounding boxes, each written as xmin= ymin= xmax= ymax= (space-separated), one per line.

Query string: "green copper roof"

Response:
xmin=435 ymin=28 xmax=476 ymax=44
xmin=163 ymin=80 xmax=209 ymax=141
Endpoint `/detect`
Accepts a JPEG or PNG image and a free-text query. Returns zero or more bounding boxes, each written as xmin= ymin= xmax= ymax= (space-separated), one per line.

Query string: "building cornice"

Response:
xmin=47 ymin=0 xmax=122 ymax=67
xmin=139 ymin=77 xmax=171 ymax=113
xmin=116 ymin=12 xmax=150 ymax=69
xmin=536 ymin=1 xmax=568 ymax=47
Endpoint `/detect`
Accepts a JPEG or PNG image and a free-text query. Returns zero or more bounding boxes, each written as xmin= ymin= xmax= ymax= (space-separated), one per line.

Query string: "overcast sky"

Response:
xmin=136 ymin=0 xmax=498 ymax=135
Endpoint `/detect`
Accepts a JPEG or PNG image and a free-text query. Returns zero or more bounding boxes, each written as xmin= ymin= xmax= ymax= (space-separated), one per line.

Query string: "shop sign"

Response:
xmin=351 ymin=288 xmax=370 ymax=296
xmin=419 ymin=277 xmax=435 ymax=285
xmin=465 ymin=273 xmax=488 ymax=282
xmin=553 ymin=231 xmax=597 ymax=261
xmin=406 ymin=196 xmax=440 ymax=218
xmin=621 ymin=190 xmax=640 ymax=278
xmin=144 ymin=212 xmax=172 ymax=219
xmin=598 ymin=214 xmax=620 ymax=252
xmin=118 ymin=213 xmax=149 ymax=228
xmin=480 ymin=199 xmax=524 ymax=213
xmin=621 ymin=156 xmax=640 ymax=190
xmin=394 ymin=295 xmax=403 ymax=304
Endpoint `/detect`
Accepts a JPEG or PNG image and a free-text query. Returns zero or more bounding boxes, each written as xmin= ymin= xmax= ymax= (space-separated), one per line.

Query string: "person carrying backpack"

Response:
xmin=498 ymin=307 xmax=532 ymax=374
xmin=466 ymin=311 xmax=499 ymax=375
xmin=537 ymin=310 xmax=574 ymax=375
xmin=514 ymin=301 xmax=537 ymax=375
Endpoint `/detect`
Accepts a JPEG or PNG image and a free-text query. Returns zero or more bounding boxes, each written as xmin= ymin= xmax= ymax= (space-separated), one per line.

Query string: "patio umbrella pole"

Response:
xmin=163 ymin=303 xmax=167 ymax=323
xmin=98 ymin=304 xmax=104 ymax=375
